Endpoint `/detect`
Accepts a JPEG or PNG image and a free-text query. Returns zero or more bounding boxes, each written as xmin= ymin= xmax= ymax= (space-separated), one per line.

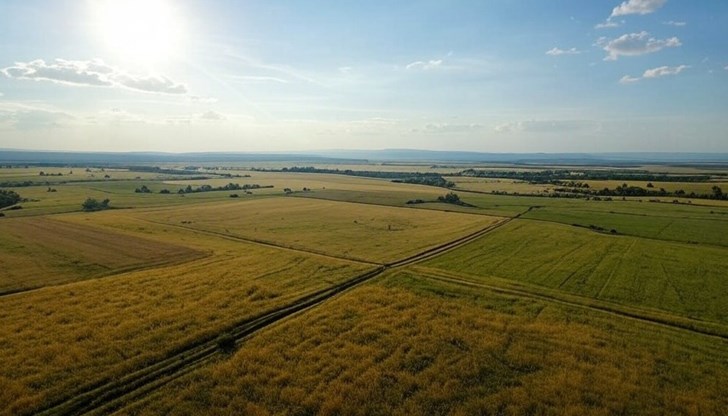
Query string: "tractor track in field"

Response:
xmin=416 ymin=269 xmax=728 ymax=341
xmin=33 ymin=217 xmax=513 ymax=416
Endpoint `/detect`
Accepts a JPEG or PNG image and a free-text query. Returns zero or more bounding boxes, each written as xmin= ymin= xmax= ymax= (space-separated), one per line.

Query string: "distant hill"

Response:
xmin=1 ymin=148 xmax=727 ymax=166
xmin=308 ymin=149 xmax=728 ymax=165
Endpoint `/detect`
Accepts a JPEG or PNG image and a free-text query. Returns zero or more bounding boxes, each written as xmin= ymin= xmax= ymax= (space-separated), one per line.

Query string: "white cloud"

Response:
xmin=199 ymin=110 xmax=225 ymax=121
xmin=619 ymin=75 xmax=641 ymax=84
xmin=546 ymin=47 xmax=581 ymax=56
xmin=1 ymin=59 xmax=187 ymax=94
xmin=611 ymin=0 xmax=667 ymax=18
xmin=113 ymin=73 xmax=186 ymax=94
xmin=620 ymin=64 xmax=689 ymax=84
xmin=595 ymin=20 xmax=622 ymax=29
xmin=663 ymin=20 xmax=686 ymax=27
xmin=406 ymin=59 xmax=443 ymax=70
xmin=725 ymin=65 xmax=728 ymax=71
xmin=597 ymin=32 xmax=681 ymax=60
xmin=643 ymin=64 xmax=689 ymax=78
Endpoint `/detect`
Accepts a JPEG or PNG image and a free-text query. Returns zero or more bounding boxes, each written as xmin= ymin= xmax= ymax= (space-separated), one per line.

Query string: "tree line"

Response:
xmin=554 ymin=184 xmax=726 ymax=200
xmin=259 ymin=167 xmax=455 ymax=188
xmin=155 ymin=183 xmax=274 ymax=194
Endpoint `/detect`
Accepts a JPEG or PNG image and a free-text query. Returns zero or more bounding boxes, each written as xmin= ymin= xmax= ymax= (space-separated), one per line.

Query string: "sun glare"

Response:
xmin=93 ymin=0 xmax=183 ymax=66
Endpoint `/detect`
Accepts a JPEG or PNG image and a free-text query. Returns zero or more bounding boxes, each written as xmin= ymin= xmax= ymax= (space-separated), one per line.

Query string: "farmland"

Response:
xmin=1 ymin=160 xmax=727 ymax=415
xmin=123 ymin=273 xmax=728 ymax=416
xmin=0 ymin=217 xmax=202 ymax=294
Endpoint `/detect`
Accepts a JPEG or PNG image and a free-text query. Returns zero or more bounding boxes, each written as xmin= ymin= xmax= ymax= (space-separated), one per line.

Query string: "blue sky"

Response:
xmin=0 ymin=0 xmax=726 ymax=152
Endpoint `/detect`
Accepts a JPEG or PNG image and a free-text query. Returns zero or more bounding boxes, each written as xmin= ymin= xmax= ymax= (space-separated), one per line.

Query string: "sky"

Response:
xmin=0 ymin=0 xmax=727 ymax=153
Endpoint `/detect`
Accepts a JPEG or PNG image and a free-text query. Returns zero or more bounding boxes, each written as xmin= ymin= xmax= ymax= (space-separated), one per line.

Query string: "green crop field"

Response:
xmin=423 ymin=219 xmax=728 ymax=325
xmin=1 ymin=161 xmax=728 ymax=415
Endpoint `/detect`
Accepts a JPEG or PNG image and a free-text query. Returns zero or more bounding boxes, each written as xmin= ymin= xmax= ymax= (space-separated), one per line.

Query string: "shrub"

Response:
xmin=82 ymin=198 xmax=110 ymax=212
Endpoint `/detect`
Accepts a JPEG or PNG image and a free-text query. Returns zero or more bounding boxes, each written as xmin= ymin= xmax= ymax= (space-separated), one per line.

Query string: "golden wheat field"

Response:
xmin=121 ymin=272 xmax=728 ymax=416
xmin=0 ymin=240 xmax=370 ymax=415
xmin=119 ymin=197 xmax=503 ymax=263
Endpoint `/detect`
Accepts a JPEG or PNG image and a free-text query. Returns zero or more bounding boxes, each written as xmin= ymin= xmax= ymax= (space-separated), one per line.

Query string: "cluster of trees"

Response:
xmin=81 ymin=198 xmax=110 ymax=212
xmin=161 ymin=183 xmax=273 ymax=195
xmin=0 ymin=189 xmax=22 ymax=209
xmin=39 ymin=171 xmax=63 ymax=176
xmin=437 ymin=192 xmax=475 ymax=207
xmin=458 ymin=169 xmax=712 ymax=184
xmin=392 ymin=176 xmax=455 ymax=188
xmin=135 ymin=185 xmax=152 ymax=193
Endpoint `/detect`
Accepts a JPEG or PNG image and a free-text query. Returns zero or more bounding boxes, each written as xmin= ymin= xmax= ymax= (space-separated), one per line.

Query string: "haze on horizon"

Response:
xmin=0 ymin=0 xmax=726 ymax=154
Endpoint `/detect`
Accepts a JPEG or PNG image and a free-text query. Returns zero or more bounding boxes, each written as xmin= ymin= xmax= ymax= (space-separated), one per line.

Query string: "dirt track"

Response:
xmin=33 ymin=218 xmax=514 ymax=416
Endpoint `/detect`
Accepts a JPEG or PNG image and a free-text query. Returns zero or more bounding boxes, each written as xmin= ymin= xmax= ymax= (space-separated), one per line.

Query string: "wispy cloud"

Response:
xmin=663 ymin=20 xmax=686 ymax=27
xmin=610 ymin=0 xmax=667 ymax=18
xmin=199 ymin=110 xmax=225 ymax=121
xmin=420 ymin=123 xmax=484 ymax=134
xmin=620 ymin=64 xmax=689 ymax=84
xmin=619 ymin=75 xmax=642 ymax=84
xmin=596 ymin=32 xmax=681 ymax=61
xmin=228 ymin=75 xmax=290 ymax=84
xmin=546 ymin=47 xmax=581 ymax=56
xmin=494 ymin=120 xmax=599 ymax=133
xmin=406 ymin=59 xmax=443 ymax=70
xmin=1 ymin=59 xmax=187 ymax=94
xmin=0 ymin=102 xmax=75 ymax=130
xmin=188 ymin=95 xmax=218 ymax=104
xmin=595 ymin=20 xmax=623 ymax=29
xmin=643 ymin=65 xmax=689 ymax=78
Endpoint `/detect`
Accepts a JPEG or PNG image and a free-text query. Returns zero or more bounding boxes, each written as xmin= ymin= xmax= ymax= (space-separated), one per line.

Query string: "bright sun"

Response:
xmin=93 ymin=0 xmax=183 ymax=65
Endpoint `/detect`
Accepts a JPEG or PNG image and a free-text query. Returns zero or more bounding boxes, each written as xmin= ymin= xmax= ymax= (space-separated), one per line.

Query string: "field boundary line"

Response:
xmin=138 ymin=218 xmax=384 ymax=266
xmin=596 ymin=238 xmax=637 ymax=299
xmin=516 ymin=216 xmax=728 ymax=249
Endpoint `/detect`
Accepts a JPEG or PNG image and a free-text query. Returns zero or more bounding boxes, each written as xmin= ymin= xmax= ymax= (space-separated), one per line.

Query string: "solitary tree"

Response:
xmin=712 ymin=186 xmax=724 ymax=199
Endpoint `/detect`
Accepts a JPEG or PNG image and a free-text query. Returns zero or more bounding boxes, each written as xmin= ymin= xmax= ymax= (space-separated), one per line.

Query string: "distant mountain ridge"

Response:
xmin=1 ymin=148 xmax=727 ymax=165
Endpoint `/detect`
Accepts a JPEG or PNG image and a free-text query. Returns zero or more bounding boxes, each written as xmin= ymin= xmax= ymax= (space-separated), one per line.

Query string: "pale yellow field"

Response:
xmin=117 ymin=197 xmax=502 ymax=263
